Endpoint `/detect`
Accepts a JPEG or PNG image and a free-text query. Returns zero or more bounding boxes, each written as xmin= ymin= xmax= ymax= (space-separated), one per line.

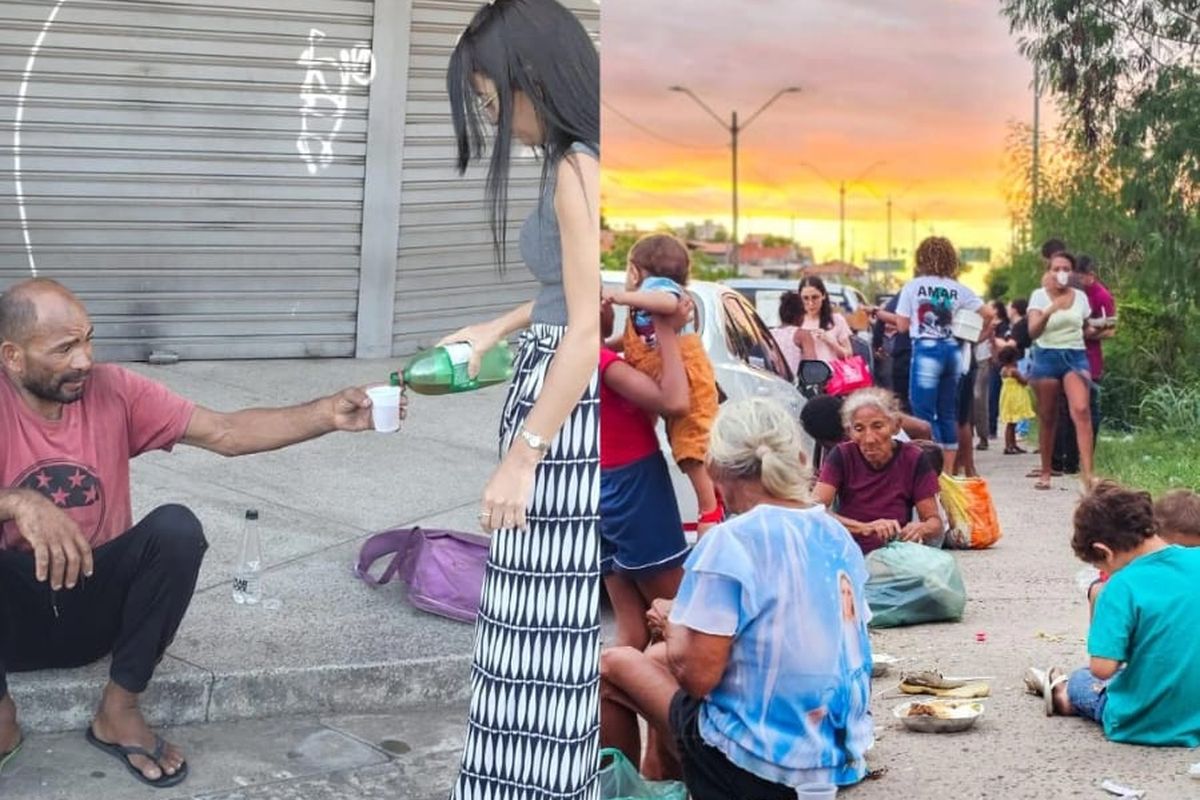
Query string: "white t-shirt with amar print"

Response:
xmin=896 ymin=277 xmax=983 ymax=340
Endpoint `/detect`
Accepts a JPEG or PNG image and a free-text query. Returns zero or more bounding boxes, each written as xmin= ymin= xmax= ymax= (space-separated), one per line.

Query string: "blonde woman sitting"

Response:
xmin=600 ymin=398 xmax=875 ymax=798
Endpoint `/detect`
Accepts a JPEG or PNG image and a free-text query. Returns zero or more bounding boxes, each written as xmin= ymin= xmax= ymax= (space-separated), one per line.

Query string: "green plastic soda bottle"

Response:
xmin=401 ymin=341 xmax=514 ymax=395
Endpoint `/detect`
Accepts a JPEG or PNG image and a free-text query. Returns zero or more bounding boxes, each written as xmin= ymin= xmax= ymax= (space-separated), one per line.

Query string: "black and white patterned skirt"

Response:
xmin=452 ymin=323 xmax=600 ymax=800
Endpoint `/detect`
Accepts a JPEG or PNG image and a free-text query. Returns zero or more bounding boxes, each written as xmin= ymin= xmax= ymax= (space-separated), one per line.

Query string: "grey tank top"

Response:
xmin=521 ymin=141 xmax=599 ymax=326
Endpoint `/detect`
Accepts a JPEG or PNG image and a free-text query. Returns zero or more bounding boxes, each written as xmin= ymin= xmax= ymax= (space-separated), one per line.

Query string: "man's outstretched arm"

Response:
xmin=182 ymin=386 xmax=391 ymax=457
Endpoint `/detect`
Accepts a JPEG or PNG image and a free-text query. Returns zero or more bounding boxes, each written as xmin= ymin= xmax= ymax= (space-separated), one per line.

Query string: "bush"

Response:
xmin=1136 ymin=384 xmax=1200 ymax=433
xmin=1099 ymin=295 xmax=1200 ymax=431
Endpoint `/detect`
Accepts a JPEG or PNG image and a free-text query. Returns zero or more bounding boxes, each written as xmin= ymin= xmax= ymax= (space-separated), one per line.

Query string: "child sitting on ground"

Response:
xmin=996 ymin=346 xmax=1034 ymax=455
xmin=604 ymin=233 xmax=722 ymax=533
xmin=1025 ymin=481 xmax=1200 ymax=746
xmin=1153 ymin=489 xmax=1200 ymax=547
xmin=1084 ymin=487 xmax=1200 ymax=615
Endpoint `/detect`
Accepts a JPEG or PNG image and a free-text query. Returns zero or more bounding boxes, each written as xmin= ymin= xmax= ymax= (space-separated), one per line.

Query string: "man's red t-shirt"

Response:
xmin=1 ymin=364 xmax=195 ymax=551
xmin=599 ymin=348 xmax=660 ymax=469
xmin=1085 ymin=280 xmax=1116 ymax=379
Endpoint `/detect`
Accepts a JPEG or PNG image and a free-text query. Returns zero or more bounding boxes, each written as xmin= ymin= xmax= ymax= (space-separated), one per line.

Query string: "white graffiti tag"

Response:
xmin=297 ymin=28 xmax=375 ymax=175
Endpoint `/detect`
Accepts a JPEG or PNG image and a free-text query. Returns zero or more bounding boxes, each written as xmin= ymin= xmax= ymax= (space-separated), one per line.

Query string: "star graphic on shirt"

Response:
xmin=35 ymin=471 xmax=52 ymax=489
xmin=82 ymin=486 xmax=99 ymax=504
xmin=68 ymin=470 xmax=87 ymax=488
xmin=50 ymin=487 xmax=70 ymax=506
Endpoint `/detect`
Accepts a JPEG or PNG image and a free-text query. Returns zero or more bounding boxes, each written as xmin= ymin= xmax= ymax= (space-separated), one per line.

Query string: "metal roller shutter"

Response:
xmin=0 ymin=0 xmax=375 ymax=360
xmin=392 ymin=0 xmax=599 ymax=355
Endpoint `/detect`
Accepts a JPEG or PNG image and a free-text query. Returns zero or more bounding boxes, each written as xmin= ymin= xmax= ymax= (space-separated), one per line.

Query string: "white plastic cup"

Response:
xmin=366 ymin=386 xmax=401 ymax=432
xmin=795 ymin=784 xmax=838 ymax=800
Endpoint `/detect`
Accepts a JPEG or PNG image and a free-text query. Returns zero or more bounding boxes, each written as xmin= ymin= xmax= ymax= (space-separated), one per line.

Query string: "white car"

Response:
xmin=602 ymin=271 xmax=811 ymax=526
xmin=721 ymin=277 xmax=876 ymax=370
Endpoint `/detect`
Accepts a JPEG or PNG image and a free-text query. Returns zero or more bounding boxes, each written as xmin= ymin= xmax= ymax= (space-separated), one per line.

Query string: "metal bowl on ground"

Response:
xmin=892 ymin=700 xmax=984 ymax=733
xmin=872 ymin=653 xmax=899 ymax=678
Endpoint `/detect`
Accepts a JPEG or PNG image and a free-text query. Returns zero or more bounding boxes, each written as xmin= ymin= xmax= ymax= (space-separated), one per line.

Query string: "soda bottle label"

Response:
xmin=443 ymin=342 xmax=473 ymax=367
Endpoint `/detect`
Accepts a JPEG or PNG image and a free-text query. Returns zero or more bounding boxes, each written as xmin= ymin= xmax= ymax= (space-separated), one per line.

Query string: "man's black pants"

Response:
xmin=1052 ymin=379 xmax=1101 ymax=473
xmin=0 ymin=504 xmax=207 ymax=698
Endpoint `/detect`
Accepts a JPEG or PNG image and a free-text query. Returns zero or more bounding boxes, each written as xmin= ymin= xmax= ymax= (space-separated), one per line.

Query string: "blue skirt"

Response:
xmin=601 ymin=451 xmax=689 ymax=577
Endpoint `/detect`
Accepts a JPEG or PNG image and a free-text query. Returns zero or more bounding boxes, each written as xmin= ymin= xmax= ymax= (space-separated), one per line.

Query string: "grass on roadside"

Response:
xmin=1095 ymin=431 xmax=1200 ymax=495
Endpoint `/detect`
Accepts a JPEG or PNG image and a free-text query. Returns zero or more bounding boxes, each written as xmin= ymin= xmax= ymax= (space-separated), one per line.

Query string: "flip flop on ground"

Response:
xmin=0 ymin=736 xmax=22 ymax=775
xmin=85 ymin=726 xmax=189 ymax=789
xmin=1024 ymin=666 xmax=1067 ymax=715
xmin=1025 ymin=468 xmax=1063 ymax=478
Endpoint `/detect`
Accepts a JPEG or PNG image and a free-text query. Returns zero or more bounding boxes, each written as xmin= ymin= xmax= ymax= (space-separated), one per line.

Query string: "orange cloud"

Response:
xmin=601 ymin=0 xmax=1043 ymax=278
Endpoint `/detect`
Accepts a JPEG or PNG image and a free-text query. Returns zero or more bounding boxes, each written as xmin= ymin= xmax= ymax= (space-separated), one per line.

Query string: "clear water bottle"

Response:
xmin=233 ymin=509 xmax=263 ymax=605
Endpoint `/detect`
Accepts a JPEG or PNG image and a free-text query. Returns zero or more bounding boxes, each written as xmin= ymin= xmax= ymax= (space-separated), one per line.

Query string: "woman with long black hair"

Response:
xmin=792 ymin=276 xmax=854 ymax=368
xmin=441 ymin=1 xmax=600 ymax=796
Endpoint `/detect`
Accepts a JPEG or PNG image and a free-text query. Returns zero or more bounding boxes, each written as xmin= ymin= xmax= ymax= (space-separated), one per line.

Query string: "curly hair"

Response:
xmin=914 ymin=236 xmax=960 ymax=279
xmin=1072 ymin=481 xmax=1157 ymax=563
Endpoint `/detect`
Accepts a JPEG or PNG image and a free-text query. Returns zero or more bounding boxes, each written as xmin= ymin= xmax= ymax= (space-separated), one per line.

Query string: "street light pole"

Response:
xmin=670 ymin=85 xmax=800 ymax=271
xmin=1032 ymin=59 xmax=1040 ymax=215
xmin=839 ymin=181 xmax=846 ymax=263
xmin=887 ymin=196 xmax=893 ymax=258
xmin=731 ymin=110 xmax=739 ymax=266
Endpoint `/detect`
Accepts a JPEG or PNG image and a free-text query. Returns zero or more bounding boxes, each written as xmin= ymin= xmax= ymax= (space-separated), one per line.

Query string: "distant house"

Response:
xmin=731 ymin=240 xmax=815 ymax=278
xmin=690 ymin=241 xmax=733 ymax=261
xmin=804 ymin=260 xmax=867 ymax=281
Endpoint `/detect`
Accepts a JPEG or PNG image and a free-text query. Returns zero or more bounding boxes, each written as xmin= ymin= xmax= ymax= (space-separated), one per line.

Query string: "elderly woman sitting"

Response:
xmin=812 ymin=387 xmax=944 ymax=555
xmin=600 ymin=398 xmax=875 ymax=798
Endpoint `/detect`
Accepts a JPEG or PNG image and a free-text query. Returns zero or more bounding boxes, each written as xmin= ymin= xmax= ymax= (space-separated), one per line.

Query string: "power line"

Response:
xmin=601 ymin=99 xmax=726 ymax=152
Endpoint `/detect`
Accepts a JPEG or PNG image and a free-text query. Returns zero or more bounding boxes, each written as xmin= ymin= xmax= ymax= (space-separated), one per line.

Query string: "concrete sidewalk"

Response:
xmin=7 ymin=358 xmax=497 ymax=733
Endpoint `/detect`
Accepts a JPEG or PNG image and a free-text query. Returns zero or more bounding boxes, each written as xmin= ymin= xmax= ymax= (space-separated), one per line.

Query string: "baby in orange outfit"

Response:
xmin=605 ymin=233 xmax=722 ymax=533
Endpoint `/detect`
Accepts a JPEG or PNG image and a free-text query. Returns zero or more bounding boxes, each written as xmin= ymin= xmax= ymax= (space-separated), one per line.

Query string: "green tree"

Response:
xmin=1001 ymin=0 xmax=1200 ymax=305
xmin=601 ymin=231 xmax=638 ymax=272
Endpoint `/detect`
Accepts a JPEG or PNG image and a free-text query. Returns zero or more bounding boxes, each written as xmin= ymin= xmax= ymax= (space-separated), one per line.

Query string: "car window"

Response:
xmin=722 ymin=294 xmax=792 ymax=381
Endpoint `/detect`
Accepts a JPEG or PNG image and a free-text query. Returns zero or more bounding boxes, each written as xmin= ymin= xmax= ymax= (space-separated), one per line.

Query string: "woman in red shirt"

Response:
xmin=601 ymin=296 xmax=692 ymax=649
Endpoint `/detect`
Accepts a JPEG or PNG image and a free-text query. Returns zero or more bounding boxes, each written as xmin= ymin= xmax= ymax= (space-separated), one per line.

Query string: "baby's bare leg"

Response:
xmin=680 ymin=459 xmax=719 ymax=535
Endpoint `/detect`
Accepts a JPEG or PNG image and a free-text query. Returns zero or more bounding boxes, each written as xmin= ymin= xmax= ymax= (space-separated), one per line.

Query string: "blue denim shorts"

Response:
xmin=1066 ymin=667 xmax=1108 ymax=723
xmin=1030 ymin=347 xmax=1090 ymax=381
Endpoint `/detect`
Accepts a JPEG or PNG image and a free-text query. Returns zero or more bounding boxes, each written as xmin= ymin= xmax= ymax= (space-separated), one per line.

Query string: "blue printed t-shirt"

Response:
xmin=895 ymin=276 xmax=982 ymax=340
xmin=1089 ymin=545 xmax=1200 ymax=746
xmin=669 ymin=504 xmax=874 ymax=787
xmin=632 ymin=276 xmax=685 ymax=347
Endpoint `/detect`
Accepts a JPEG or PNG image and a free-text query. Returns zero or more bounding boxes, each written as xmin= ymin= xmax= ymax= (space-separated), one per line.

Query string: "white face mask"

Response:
xmin=1055 ymin=271 xmax=1071 ymax=287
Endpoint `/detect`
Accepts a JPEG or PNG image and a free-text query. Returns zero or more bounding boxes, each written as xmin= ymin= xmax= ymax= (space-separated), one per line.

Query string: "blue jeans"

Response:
xmin=909 ymin=338 xmax=961 ymax=449
xmin=1067 ymin=667 xmax=1109 ymax=723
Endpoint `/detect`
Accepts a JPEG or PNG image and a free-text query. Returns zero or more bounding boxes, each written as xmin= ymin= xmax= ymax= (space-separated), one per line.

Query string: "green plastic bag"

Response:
xmin=864 ymin=542 xmax=967 ymax=628
xmin=598 ymin=748 xmax=688 ymax=800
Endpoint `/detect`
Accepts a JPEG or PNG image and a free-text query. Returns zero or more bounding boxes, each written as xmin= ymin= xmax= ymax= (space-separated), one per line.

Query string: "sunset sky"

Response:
xmin=601 ymin=0 xmax=1049 ymax=281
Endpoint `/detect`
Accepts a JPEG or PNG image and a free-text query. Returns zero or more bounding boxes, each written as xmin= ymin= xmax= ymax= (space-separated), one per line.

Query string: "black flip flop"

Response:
xmin=0 ymin=736 xmax=23 ymax=775
xmin=85 ymin=726 xmax=189 ymax=789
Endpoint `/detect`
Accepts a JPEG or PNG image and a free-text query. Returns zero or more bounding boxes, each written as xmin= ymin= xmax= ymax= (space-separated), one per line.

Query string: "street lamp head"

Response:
xmin=668 ymin=85 xmax=685 ymax=92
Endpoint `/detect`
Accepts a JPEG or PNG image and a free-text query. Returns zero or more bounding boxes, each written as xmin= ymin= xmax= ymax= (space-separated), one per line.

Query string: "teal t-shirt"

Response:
xmin=1089 ymin=545 xmax=1200 ymax=746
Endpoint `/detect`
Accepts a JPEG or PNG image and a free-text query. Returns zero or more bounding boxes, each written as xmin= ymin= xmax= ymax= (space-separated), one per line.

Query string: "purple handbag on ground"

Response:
xmin=353 ymin=527 xmax=491 ymax=623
